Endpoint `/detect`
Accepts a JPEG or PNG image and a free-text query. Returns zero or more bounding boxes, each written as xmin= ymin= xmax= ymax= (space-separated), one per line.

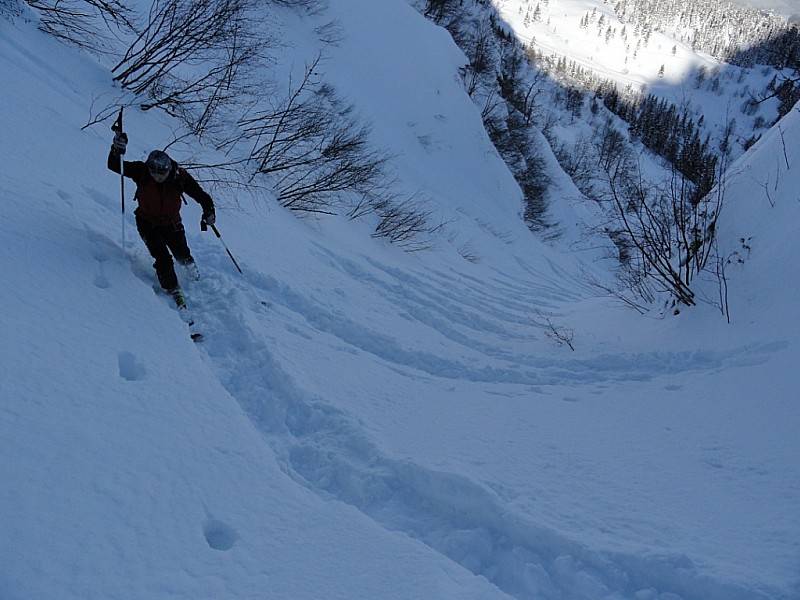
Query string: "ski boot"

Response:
xmin=168 ymin=286 xmax=187 ymax=309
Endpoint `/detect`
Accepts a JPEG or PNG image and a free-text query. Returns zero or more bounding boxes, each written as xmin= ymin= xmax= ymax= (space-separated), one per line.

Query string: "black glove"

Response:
xmin=112 ymin=131 xmax=128 ymax=155
xmin=202 ymin=209 xmax=216 ymax=227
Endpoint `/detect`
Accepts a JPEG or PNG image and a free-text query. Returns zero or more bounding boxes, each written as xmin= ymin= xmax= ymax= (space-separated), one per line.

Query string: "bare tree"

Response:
xmin=597 ymin=117 xmax=628 ymax=172
xmin=532 ymin=311 xmax=575 ymax=351
xmin=112 ymin=0 xmax=267 ymax=136
xmin=424 ymin=0 xmax=459 ymax=24
xmin=266 ymin=0 xmax=325 ymax=10
xmin=1 ymin=0 xmax=24 ymax=20
xmin=460 ymin=18 xmax=496 ymax=97
xmin=26 ymin=0 xmax=135 ymax=53
xmin=371 ymin=193 xmax=442 ymax=251
xmin=228 ymin=56 xmax=393 ymax=216
xmin=603 ymin=153 xmax=725 ymax=308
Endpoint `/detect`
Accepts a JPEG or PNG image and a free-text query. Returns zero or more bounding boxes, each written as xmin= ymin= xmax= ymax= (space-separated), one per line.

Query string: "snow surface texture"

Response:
xmin=1 ymin=1 xmax=798 ymax=600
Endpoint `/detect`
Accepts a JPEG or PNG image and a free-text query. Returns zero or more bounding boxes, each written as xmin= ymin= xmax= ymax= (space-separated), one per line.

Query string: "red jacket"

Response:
xmin=107 ymin=150 xmax=214 ymax=226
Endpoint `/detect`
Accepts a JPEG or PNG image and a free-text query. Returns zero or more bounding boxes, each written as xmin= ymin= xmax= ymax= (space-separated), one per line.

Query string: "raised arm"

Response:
xmin=108 ymin=150 xmax=148 ymax=179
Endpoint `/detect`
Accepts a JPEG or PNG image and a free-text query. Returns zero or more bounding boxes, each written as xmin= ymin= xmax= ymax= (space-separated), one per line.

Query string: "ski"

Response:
xmin=177 ymin=306 xmax=202 ymax=342
xmin=179 ymin=308 xmax=203 ymax=342
xmin=169 ymin=287 xmax=203 ymax=342
xmin=179 ymin=306 xmax=203 ymax=342
xmin=188 ymin=319 xmax=203 ymax=342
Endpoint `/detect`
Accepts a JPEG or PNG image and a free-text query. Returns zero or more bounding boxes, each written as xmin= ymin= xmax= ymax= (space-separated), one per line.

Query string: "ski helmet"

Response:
xmin=146 ymin=150 xmax=173 ymax=181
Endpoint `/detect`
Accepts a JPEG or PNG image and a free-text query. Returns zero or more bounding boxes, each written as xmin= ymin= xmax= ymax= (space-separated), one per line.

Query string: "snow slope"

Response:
xmin=1 ymin=2 xmax=798 ymax=600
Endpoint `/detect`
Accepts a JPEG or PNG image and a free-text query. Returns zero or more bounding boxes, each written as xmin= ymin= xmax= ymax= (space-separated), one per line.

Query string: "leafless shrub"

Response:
xmin=371 ymin=193 xmax=443 ymax=251
xmin=26 ymin=0 xmax=135 ymax=53
xmin=112 ymin=0 xmax=268 ymax=136
xmin=1 ymin=0 xmax=25 ymax=21
xmin=532 ymin=312 xmax=575 ymax=351
xmin=460 ymin=18 xmax=496 ymax=97
xmin=423 ymin=0 xmax=459 ymax=25
xmin=553 ymin=136 xmax=598 ymax=198
xmin=229 ymin=56 xmax=393 ymax=216
xmin=603 ymin=155 xmax=723 ymax=308
xmin=315 ymin=19 xmax=343 ymax=46
xmin=457 ymin=241 xmax=480 ymax=263
xmin=266 ymin=0 xmax=325 ymax=11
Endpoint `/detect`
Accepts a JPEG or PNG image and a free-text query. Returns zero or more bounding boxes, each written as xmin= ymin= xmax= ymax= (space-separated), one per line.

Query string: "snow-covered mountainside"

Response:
xmin=1 ymin=1 xmax=798 ymax=600
xmin=491 ymin=0 xmax=789 ymax=170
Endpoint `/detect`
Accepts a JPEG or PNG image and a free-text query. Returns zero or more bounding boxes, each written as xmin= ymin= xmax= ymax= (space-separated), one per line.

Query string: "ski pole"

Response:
xmin=111 ymin=107 xmax=126 ymax=258
xmin=202 ymin=219 xmax=243 ymax=274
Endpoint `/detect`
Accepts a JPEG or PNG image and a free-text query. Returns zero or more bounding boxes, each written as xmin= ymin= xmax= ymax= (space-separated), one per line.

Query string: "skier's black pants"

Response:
xmin=136 ymin=216 xmax=194 ymax=291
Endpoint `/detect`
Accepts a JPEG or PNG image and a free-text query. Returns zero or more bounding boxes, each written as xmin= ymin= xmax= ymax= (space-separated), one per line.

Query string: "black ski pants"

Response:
xmin=136 ymin=216 xmax=194 ymax=291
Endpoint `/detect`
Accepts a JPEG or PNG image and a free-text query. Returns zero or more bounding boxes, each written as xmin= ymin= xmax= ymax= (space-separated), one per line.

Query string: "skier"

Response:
xmin=108 ymin=130 xmax=215 ymax=308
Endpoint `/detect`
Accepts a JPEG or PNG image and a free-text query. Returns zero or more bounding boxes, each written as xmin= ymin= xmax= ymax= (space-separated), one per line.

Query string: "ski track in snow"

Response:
xmin=110 ymin=230 xmax=785 ymax=600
